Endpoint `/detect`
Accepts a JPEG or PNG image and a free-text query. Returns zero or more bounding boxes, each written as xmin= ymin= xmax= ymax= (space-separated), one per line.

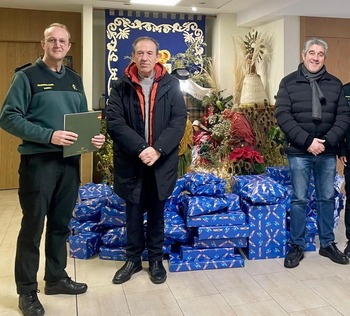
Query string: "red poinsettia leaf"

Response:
xmin=229 ymin=147 xmax=244 ymax=161
xmin=254 ymin=154 xmax=264 ymax=164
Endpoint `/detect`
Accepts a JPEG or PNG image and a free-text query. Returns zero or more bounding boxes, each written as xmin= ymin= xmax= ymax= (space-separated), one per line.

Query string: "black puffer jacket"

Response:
xmin=340 ymin=82 xmax=350 ymax=156
xmin=275 ymin=63 xmax=350 ymax=155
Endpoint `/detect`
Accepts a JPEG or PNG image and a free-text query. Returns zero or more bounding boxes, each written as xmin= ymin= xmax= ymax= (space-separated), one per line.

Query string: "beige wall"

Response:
xmin=0 ymin=8 xmax=94 ymax=189
xmin=211 ymin=14 xmax=249 ymax=100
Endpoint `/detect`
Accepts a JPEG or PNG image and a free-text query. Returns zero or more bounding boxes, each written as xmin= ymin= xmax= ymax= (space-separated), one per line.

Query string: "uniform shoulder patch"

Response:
xmin=15 ymin=63 xmax=32 ymax=72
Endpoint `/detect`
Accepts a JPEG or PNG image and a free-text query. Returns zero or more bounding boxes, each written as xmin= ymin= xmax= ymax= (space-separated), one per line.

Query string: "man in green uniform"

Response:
xmin=0 ymin=23 xmax=105 ymax=316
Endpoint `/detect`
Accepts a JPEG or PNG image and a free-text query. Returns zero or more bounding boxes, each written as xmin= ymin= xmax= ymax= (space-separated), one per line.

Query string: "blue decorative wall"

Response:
xmin=105 ymin=9 xmax=206 ymax=97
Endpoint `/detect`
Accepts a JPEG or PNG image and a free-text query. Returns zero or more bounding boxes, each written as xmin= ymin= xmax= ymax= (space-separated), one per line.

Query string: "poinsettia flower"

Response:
xmin=229 ymin=145 xmax=263 ymax=164
xmin=229 ymin=147 xmax=243 ymax=162
xmin=251 ymin=150 xmax=264 ymax=163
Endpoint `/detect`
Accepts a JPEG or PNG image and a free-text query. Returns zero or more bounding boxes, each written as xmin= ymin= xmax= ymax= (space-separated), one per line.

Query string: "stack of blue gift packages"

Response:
xmin=69 ymin=166 xmax=344 ymax=272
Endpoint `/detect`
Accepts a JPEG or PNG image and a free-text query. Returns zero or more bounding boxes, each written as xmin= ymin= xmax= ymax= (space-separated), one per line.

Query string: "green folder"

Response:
xmin=63 ymin=111 xmax=102 ymax=158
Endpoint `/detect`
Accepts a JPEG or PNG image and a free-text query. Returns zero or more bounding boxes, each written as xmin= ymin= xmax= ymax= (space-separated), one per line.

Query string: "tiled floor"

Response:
xmin=1 ymin=189 xmax=350 ymax=316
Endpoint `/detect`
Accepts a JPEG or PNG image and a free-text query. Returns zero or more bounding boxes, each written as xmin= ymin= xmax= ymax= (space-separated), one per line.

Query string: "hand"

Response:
xmin=307 ymin=138 xmax=325 ymax=156
xmin=339 ymin=156 xmax=347 ymax=167
xmin=139 ymin=147 xmax=161 ymax=166
xmin=91 ymin=134 xmax=106 ymax=149
xmin=51 ymin=130 xmax=78 ymax=146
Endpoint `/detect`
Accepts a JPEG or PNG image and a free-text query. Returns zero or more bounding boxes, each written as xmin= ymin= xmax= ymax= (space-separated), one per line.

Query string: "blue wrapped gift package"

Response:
xmin=164 ymin=208 xmax=191 ymax=242
xmin=239 ymin=176 xmax=287 ymax=205
xmin=186 ymin=209 xmax=246 ymax=227
xmin=240 ymin=191 xmax=287 ymax=260
xmin=182 ymin=195 xmax=228 ymax=217
xmin=169 ymin=252 xmax=244 ymax=272
xmin=99 ymin=205 xmax=126 ymax=227
xmin=265 ymin=166 xmax=291 ymax=185
xmin=232 ymin=174 xmax=267 ymax=195
xmin=196 ymin=224 xmax=250 ymax=240
xmin=244 ymin=242 xmax=286 ymax=260
xmin=79 ymin=182 xmax=113 ymax=200
xmin=99 ymin=245 xmax=171 ymax=261
xmin=101 ymin=227 xmax=127 ymax=247
xmin=69 ymin=232 xmax=101 ymax=259
xmin=241 ymin=200 xmax=287 ymax=232
xmin=180 ymin=245 xmax=238 ymax=261
xmin=69 ymin=219 xmax=104 ymax=234
xmin=186 ymin=210 xmax=246 ymax=227
xmin=225 ymin=193 xmax=241 ymax=211
xmin=183 ymin=172 xmax=226 ymax=196
xmin=72 ymin=197 xmax=105 ymax=222
xmin=99 ymin=246 xmax=127 ymax=261
xmin=193 ymin=237 xmax=248 ymax=249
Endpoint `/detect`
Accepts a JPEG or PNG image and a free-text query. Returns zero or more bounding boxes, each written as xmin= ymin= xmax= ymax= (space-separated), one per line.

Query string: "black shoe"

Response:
xmin=319 ymin=242 xmax=349 ymax=264
xmin=284 ymin=244 xmax=304 ymax=268
xmin=344 ymin=241 xmax=350 ymax=257
xmin=149 ymin=260 xmax=167 ymax=284
xmin=19 ymin=290 xmax=45 ymax=316
xmin=112 ymin=261 xmax=142 ymax=284
xmin=44 ymin=276 xmax=88 ymax=295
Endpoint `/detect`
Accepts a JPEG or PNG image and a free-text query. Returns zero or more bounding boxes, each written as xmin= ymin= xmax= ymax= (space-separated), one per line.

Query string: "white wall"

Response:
xmin=258 ymin=16 xmax=300 ymax=104
xmin=210 ymin=15 xmax=301 ymax=105
xmin=283 ymin=16 xmax=300 ymax=76
xmin=82 ymin=5 xmax=94 ymax=110
xmin=92 ymin=10 xmax=106 ymax=111
xmin=254 ymin=17 xmax=300 ymax=105
xmin=210 ymin=14 xmax=249 ymax=98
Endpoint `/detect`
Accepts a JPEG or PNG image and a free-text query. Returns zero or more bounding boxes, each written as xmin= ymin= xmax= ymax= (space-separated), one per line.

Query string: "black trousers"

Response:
xmin=15 ymin=153 xmax=80 ymax=294
xmin=344 ymin=150 xmax=350 ymax=240
xmin=125 ymin=166 xmax=165 ymax=262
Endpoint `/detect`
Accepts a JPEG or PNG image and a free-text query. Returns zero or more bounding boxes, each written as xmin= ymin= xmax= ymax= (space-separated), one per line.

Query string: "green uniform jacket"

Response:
xmin=0 ymin=58 xmax=88 ymax=154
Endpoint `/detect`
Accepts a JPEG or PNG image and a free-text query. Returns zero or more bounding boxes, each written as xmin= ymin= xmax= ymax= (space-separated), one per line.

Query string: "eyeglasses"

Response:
xmin=45 ymin=38 xmax=69 ymax=47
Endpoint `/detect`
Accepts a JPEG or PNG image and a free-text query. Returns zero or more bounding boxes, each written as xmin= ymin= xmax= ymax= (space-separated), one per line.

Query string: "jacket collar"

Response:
xmin=125 ymin=62 xmax=167 ymax=85
xmin=296 ymin=62 xmax=331 ymax=83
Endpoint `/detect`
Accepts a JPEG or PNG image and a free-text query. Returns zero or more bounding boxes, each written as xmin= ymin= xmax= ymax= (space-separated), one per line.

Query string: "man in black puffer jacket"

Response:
xmin=338 ymin=83 xmax=350 ymax=257
xmin=275 ymin=37 xmax=350 ymax=268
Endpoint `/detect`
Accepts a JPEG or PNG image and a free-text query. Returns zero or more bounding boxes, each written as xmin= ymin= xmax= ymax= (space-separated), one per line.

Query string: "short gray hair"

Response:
xmin=302 ymin=37 xmax=328 ymax=57
xmin=132 ymin=36 xmax=160 ymax=54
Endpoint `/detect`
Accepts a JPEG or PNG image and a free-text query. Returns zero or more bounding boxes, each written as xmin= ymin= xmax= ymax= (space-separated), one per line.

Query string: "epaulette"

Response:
xmin=64 ymin=65 xmax=77 ymax=73
xmin=15 ymin=63 xmax=32 ymax=72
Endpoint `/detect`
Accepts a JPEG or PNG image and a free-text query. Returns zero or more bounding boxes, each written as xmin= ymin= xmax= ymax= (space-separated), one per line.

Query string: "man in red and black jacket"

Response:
xmin=106 ymin=36 xmax=187 ymax=284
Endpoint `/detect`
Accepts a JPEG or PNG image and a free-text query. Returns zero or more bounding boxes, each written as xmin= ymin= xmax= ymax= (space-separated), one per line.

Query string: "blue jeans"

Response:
xmin=287 ymin=154 xmax=336 ymax=248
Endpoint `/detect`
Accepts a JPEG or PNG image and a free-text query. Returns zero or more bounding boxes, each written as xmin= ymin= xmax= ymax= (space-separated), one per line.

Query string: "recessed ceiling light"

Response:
xmin=192 ymin=7 xmax=197 ymax=12
xmin=130 ymin=0 xmax=181 ymax=6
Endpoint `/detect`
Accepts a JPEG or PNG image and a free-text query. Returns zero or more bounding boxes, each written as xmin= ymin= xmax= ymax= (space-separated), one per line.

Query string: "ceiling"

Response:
xmin=1 ymin=0 xmax=350 ymax=26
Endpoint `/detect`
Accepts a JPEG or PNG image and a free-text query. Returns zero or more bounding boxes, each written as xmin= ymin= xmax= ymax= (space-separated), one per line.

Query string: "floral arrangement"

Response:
xmin=193 ymin=109 xmax=265 ymax=173
xmin=192 ymin=70 xmax=266 ymax=191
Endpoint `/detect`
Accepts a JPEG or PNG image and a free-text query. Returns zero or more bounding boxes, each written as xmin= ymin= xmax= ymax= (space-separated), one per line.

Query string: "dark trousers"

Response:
xmin=344 ymin=150 xmax=350 ymax=240
xmin=15 ymin=153 xmax=80 ymax=294
xmin=125 ymin=166 xmax=165 ymax=262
